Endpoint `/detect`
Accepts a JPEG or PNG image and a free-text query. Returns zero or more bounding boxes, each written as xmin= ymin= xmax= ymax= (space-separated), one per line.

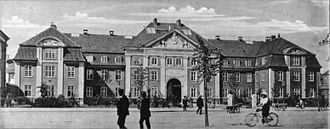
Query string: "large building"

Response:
xmin=0 ymin=30 xmax=10 ymax=106
xmin=13 ymin=19 xmax=321 ymax=104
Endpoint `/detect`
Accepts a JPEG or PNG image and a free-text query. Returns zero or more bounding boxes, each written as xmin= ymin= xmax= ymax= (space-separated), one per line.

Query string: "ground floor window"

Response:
xmin=221 ymin=88 xmax=228 ymax=98
xmin=24 ymin=85 xmax=32 ymax=96
xmin=293 ymin=88 xmax=300 ymax=96
xmin=131 ymin=87 xmax=140 ymax=98
xmin=86 ymin=87 xmax=93 ymax=97
xmin=150 ymin=87 xmax=158 ymax=97
xmin=100 ymin=87 xmax=108 ymax=98
xmin=67 ymin=86 xmax=74 ymax=97
xmin=207 ymin=88 xmax=212 ymax=98
xmin=309 ymin=88 xmax=315 ymax=98
xmin=47 ymin=85 xmax=54 ymax=97
xmin=190 ymin=88 xmax=197 ymax=98
xmin=115 ymin=87 xmax=120 ymax=97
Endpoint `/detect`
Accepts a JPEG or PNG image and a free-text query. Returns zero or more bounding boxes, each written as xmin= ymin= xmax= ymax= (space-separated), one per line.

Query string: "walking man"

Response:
xmin=183 ymin=96 xmax=188 ymax=111
xmin=139 ymin=91 xmax=151 ymax=129
xmin=196 ymin=95 xmax=203 ymax=115
xmin=117 ymin=88 xmax=129 ymax=129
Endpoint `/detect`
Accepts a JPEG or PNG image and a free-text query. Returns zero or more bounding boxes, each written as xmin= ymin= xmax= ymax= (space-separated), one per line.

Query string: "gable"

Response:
xmin=147 ymin=31 xmax=197 ymax=49
xmin=37 ymin=37 xmax=65 ymax=47
xmin=283 ymin=47 xmax=307 ymax=55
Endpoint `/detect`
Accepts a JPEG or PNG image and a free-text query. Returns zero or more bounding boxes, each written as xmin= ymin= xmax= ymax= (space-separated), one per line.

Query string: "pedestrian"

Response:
xmin=139 ymin=91 xmax=151 ymax=129
xmin=116 ymin=88 xmax=129 ymax=129
xmin=196 ymin=95 xmax=203 ymax=115
xmin=257 ymin=91 xmax=270 ymax=124
xmin=182 ymin=96 xmax=188 ymax=111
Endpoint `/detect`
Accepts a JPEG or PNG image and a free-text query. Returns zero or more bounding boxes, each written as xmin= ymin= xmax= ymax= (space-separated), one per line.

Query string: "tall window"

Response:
xmin=67 ymin=86 xmax=74 ymax=97
xmin=191 ymin=71 xmax=197 ymax=81
xmin=278 ymin=88 xmax=284 ymax=98
xmin=222 ymin=89 xmax=228 ymax=97
xmin=101 ymin=56 xmax=108 ymax=63
xmin=292 ymin=57 xmax=301 ymax=66
xmin=233 ymin=60 xmax=240 ymax=66
xmin=131 ymin=87 xmax=140 ymax=97
xmin=190 ymin=88 xmax=197 ymax=98
xmin=309 ymin=72 xmax=314 ymax=82
xmin=293 ymin=88 xmax=300 ymax=96
xmin=133 ymin=70 xmax=140 ymax=80
xmin=25 ymin=65 xmax=32 ymax=77
xmin=309 ymin=88 xmax=315 ymax=98
xmin=150 ymin=57 xmax=158 ymax=65
xmin=234 ymin=72 xmax=240 ymax=82
xmin=115 ymin=56 xmax=122 ymax=64
xmin=150 ymin=87 xmax=158 ymax=97
xmin=150 ymin=70 xmax=158 ymax=81
xmin=86 ymin=87 xmax=93 ymax=97
xmin=24 ymin=85 xmax=32 ymax=96
xmin=246 ymin=73 xmax=252 ymax=82
xmin=115 ymin=70 xmax=122 ymax=80
xmin=86 ymin=69 xmax=94 ymax=80
xmin=45 ymin=49 xmax=55 ymax=59
xmin=175 ymin=58 xmax=182 ymax=66
xmin=293 ymin=71 xmax=300 ymax=81
xmin=190 ymin=58 xmax=197 ymax=66
xmin=45 ymin=66 xmax=55 ymax=77
xmin=100 ymin=87 xmax=107 ymax=97
xmin=222 ymin=72 xmax=228 ymax=82
xmin=47 ymin=85 xmax=54 ymax=97
xmin=101 ymin=69 xmax=108 ymax=81
xmin=207 ymin=88 xmax=212 ymax=97
xmin=67 ymin=66 xmax=75 ymax=78
xmin=278 ymin=71 xmax=284 ymax=81
xmin=166 ymin=57 xmax=173 ymax=66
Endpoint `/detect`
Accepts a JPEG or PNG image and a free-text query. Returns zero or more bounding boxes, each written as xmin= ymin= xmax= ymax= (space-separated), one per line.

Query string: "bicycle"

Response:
xmin=245 ymin=109 xmax=279 ymax=127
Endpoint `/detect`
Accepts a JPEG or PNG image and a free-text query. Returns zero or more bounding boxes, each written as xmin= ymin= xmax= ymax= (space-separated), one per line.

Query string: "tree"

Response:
xmin=193 ymin=36 xmax=222 ymax=126
xmin=227 ymin=71 xmax=241 ymax=104
xmin=38 ymin=83 xmax=48 ymax=98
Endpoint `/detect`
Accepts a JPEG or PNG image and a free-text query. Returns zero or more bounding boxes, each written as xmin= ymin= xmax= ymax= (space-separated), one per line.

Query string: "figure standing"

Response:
xmin=139 ymin=91 xmax=151 ymax=129
xmin=196 ymin=95 xmax=203 ymax=115
xmin=182 ymin=96 xmax=188 ymax=111
xmin=117 ymin=89 xmax=129 ymax=129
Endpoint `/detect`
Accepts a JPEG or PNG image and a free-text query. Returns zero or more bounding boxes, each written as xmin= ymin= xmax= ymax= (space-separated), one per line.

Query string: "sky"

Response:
xmin=0 ymin=0 xmax=329 ymax=72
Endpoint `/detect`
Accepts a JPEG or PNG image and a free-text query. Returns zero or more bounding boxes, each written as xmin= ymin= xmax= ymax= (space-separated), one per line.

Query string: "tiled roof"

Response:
xmin=64 ymin=33 xmax=133 ymax=53
xmin=13 ymin=46 xmax=37 ymax=61
xmin=21 ymin=27 xmax=80 ymax=47
xmin=305 ymin=55 xmax=322 ymax=68
xmin=208 ymin=39 xmax=263 ymax=57
xmin=63 ymin=48 xmax=85 ymax=62
xmin=0 ymin=30 xmax=10 ymax=43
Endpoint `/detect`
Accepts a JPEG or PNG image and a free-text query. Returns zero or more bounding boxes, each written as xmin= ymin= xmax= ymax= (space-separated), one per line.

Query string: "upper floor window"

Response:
xmin=278 ymin=88 xmax=284 ymax=98
xmin=222 ymin=72 xmax=228 ymax=82
xmin=292 ymin=57 xmax=301 ymax=66
xmin=233 ymin=60 xmax=240 ymax=66
xmin=86 ymin=69 xmax=94 ymax=80
xmin=25 ymin=65 xmax=32 ymax=77
xmin=67 ymin=66 xmax=75 ymax=78
xmin=150 ymin=57 xmax=158 ymax=65
xmin=234 ymin=72 xmax=240 ymax=82
xmin=191 ymin=71 xmax=197 ymax=81
xmin=133 ymin=57 xmax=143 ymax=66
xmin=146 ymin=27 xmax=156 ymax=33
xmin=309 ymin=72 xmax=314 ymax=82
xmin=150 ymin=70 xmax=158 ymax=81
xmin=190 ymin=58 xmax=197 ymax=66
xmin=175 ymin=58 xmax=182 ymax=66
xmin=182 ymin=29 xmax=192 ymax=35
xmin=223 ymin=60 xmax=229 ymax=66
xmin=293 ymin=71 xmax=300 ymax=81
xmin=245 ymin=60 xmax=252 ymax=66
xmin=86 ymin=87 xmax=93 ymax=97
xmin=246 ymin=73 xmax=252 ymax=82
xmin=101 ymin=56 xmax=108 ymax=63
xmin=45 ymin=49 xmax=56 ymax=59
xmin=278 ymin=71 xmax=284 ymax=81
xmin=133 ymin=70 xmax=140 ymax=80
xmin=115 ymin=56 xmax=123 ymax=64
xmin=115 ymin=87 xmax=120 ymax=97
xmin=115 ymin=70 xmax=122 ymax=80
xmin=101 ymin=69 xmax=108 ymax=81
xmin=45 ymin=66 xmax=55 ymax=77
xmin=166 ymin=57 xmax=173 ymax=66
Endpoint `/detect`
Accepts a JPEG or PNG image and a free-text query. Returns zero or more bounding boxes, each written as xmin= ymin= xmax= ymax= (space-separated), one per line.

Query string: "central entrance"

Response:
xmin=167 ymin=78 xmax=181 ymax=107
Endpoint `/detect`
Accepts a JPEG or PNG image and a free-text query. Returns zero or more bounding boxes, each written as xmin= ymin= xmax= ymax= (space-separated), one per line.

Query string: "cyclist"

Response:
xmin=257 ymin=91 xmax=270 ymax=124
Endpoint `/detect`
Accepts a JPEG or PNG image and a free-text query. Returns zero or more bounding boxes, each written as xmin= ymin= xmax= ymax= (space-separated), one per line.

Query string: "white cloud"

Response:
xmin=256 ymin=19 xmax=327 ymax=33
xmin=1 ymin=16 xmax=47 ymax=29
xmin=189 ymin=16 xmax=255 ymax=22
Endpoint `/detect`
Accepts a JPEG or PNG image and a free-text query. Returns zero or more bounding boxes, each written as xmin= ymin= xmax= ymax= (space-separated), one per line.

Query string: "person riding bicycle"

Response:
xmin=257 ymin=91 xmax=270 ymax=124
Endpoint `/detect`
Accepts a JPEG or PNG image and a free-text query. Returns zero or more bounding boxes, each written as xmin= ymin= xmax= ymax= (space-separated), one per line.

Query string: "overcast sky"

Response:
xmin=0 ymin=0 xmax=329 ymax=72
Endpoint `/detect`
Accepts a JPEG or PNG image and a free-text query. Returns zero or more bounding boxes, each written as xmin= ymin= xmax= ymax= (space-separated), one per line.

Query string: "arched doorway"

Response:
xmin=167 ymin=78 xmax=181 ymax=107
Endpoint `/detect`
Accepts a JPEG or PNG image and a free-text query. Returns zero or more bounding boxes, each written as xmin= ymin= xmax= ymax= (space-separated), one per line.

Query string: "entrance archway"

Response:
xmin=167 ymin=78 xmax=181 ymax=107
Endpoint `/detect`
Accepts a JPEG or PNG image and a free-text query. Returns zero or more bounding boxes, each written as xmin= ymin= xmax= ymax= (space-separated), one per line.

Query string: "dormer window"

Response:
xmin=101 ymin=56 xmax=108 ymax=63
xmin=115 ymin=56 xmax=122 ymax=64
xmin=182 ymin=29 xmax=192 ymax=35
xmin=45 ymin=49 xmax=56 ymax=59
xmin=146 ymin=27 xmax=156 ymax=34
xmin=292 ymin=56 xmax=301 ymax=66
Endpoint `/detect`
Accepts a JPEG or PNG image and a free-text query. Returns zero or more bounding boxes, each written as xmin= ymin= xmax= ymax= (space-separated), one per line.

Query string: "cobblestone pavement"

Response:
xmin=0 ymin=107 xmax=328 ymax=129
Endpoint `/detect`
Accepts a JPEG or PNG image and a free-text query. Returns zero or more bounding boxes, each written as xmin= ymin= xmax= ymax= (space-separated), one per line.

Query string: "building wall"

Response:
xmin=19 ymin=62 xmax=37 ymax=97
xmin=63 ymin=63 xmax=79 ymax=97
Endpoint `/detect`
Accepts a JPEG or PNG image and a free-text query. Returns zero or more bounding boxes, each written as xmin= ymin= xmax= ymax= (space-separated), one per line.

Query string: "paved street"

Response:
xmin=0 ymin=107 xmax=328 ymax=129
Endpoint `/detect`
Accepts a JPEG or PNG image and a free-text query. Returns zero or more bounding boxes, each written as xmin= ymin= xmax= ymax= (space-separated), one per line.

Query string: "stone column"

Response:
xmin=268 ymin=69 xmax=275 ymax=98
xmin=215 ymin=73 xmax=220 ymax=98
xmin=57 ymin=47 xmax=63 ymax=96
xmin=182 ymin=56 xmax=188 ymax=99
xmin=302 ymin=57 xmax=306 ymax=98
xmin=286 ymin=71 xmax=291 ymax=95
xmin=78 ymin=62 xmax=85 ymax=105
xmin=125 ymin=55 xmax=131 ymax=96
xmin=160 ymin=56 xmax=166 ymax=98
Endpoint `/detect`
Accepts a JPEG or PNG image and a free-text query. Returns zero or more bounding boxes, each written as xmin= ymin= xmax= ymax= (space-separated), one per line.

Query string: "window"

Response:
xmin=190 ymin=88 xmax=197 ymax=98
xmin=67 ymin=66 xmax=75 ymax=78
xmin=86 ymin=87 xmax=93 ymax=97
xmin=115 ymin=56 xmax=122 ymax=64
xmin=150 ymin=87 xmax=158 ymax=97
xmin=115 ymin=70 xmax=122 ymax=80
xmin=278 ymin=88 xmax=284 ymax=98
xmin=234 ymin=72 xmax=240 ymax=82
xmin=150 ymin=57 xmax=158 ymax=65
xmin=45 ymin=66 xmax=55 ymax=77
xmin=150 ymin=70 xmax=158 ymax=81
xmin=191 ymin=71 xmax=197 ymax=81
xmin=246 ymin=73 xmax=252 ymax=82
xmin=293 ymin=88 xmax=300 ymax=96
xmin=247 ymin=89 xmax=253 ymax=97
xmin=86 ymin=69 xmax=94 ymax=80
xmin=47 ymin=85 xmax=54 ymax=97
xmin=133 ymin=70 xmax=140 ymax=80
xmin=190 ymin=58 xmax=197 ymax=66
xmin=222 ymin=89 xmax=228 ymax=97
xmin=67 ymin=86 xmax=74 ymax=97
xmin=100 ymin=87 xmax=107 ymax=97
xmin=245 ymin=60 xmax=252 ymax=66
xmin=207 ymin=88 xmax=212 ymax=97
xmin=115 ymin=87 xmax=120 ymax=97
xmin=223 ymin=60 xmax=229 ymax=66
xmin=182 ymin=29 xmax=192 ymax=35
xmin=25 ymin=65 xmax=32 ymax=77
xmin=146 ymin=27 xmax=156 ymax=33
xmin=101 ymin=56 xmax=108 ymax=63
xmin=278 ymin=71 xmax=284 ymax=81
xmin=24 ymin=85 xmax=32 ymax=96
xmin=166 ymin=57 xmax=173 ymax=66
xmin=131 ymin=87 xmax=140 ymax=97
xmin=309 ymin=88 xmax=315 ymax=98
xmin=255 ymin=73 xmax=259 ymax=82
xmin=175 ymin=58 xmax=182 ymax=66
xmin=222 ymin=72 xmax=228 ymax=82
xmin=45 ymin=49 xmax=55 ymax=59
xmin=293 ymin=71 xmax=300 ymax=81
xmin=292 ymin=57 xmax=301 ymax=66
xmin=309 ymin=72 xmax=314 ymax=82
xmin=101 ymin=69 xmax=108 ymax=81
xmin=233 ymin=60 xmax=240 ymax=66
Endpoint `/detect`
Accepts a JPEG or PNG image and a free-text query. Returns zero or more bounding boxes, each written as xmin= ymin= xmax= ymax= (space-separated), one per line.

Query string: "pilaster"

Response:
xmin=160 ymin=56 xmax=166 ymax=98
xmin=269 ymin=69 xmax=275 ymax=98
xmin=182 ymin=56 xmax=188 ymax=98
xmin=215 ymin=72 xmax=220 ymax=98
xmin=35 ymin=47 xmax=42 ymax=97
xmin=125 ymin=55 xmax=131 ymax=96
xmin=286 ymin=71 xmax=291 ymax=95
xmin=57 ymin=47 xmax=63 ymax=96
xmin=78 ymin=62 xmax=85 ymax=104
xmin=302 ymin=57 xmax=306 ymax=98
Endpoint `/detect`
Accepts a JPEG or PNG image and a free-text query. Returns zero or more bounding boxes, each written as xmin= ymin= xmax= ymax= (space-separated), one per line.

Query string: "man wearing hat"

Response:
xmin=258 ymin=91 xmax=270 ymax=124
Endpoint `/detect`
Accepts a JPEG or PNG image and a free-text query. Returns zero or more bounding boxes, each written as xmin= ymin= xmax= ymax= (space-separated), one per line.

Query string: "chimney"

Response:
xmin=278 ymin=33 xmax=281 ymax=38
xmin=50 ymin=22 xmax=57 ymax=29
xmin=265 ymin=36 xmax=271 ymax=42
xmin=109 ymin=30 xmax=114 ymax=36
xmin=168 ymin=25 xmax=171 ymax=31
xmin=271 ymin=35 xmax=276 ymax=40
xmin=83 ymin=29 xmax=88 ymax=35
xmin=153 ymin=18 xmax=158 ymax=27
xmin=176 ymin=19 xmax=181 ymax=27
xmin=238 ymin=36 xmax=243 ymax=42
xmin=215 ymin=35 xmax=220 ymax=40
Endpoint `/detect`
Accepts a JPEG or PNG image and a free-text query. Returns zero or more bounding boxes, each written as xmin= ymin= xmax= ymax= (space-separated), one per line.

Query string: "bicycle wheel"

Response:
xmin=245 ymin=113 xmax=258 ymax=127
xmin=267 ymin=112 xmax=279 ymax=126
xmin=235 ymin=107 xmax=240 ymax=113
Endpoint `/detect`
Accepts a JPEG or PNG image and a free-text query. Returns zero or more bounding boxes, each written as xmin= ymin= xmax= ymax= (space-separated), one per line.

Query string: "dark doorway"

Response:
xmin=167 ymin=79 xmax=181 ymax=107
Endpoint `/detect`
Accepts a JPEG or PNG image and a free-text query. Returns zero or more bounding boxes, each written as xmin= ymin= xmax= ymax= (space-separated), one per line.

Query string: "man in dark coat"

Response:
xmin=117 ymin=88 xmax=129 ymax=129
xmin=196 ymin=95 xmax=203 ymax=115
xmin=182 ymin=96 xmax=188 ymax=111
xmin=139 ymin=91 xmax=151 ymax=129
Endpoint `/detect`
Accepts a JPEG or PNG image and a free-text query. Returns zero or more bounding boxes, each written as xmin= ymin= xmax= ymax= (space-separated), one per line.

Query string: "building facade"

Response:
xmin=0 ymin=30 xmax=9 ymax=106
xmin=13 ymin=19 xmax=322 ymax=104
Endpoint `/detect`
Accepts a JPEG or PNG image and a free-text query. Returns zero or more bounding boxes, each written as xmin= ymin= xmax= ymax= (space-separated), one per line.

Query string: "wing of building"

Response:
xmin=0 ymin=30 xmax=9 ymax=106
xmin=12 ymin=19 xmax=322 ymax=105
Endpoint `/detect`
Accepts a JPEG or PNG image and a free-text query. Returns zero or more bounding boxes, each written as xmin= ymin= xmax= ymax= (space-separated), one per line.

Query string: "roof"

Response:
xmin=13 ymin=46 xmax=37 ymax=61
xmin=63 ymin=48 xmax=85 ymax=62
xmin=208 ymin=39 xmax=263 ymax=57
xmin=305 ymin=55 xmax=322 ymax=68
xmin=64 ymin=33 xmax=133 ymax=53
xmin=21 ymin=27 xmax=80 ymax=47
xmin=0 ymin=30 xmax=10 ymax=43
